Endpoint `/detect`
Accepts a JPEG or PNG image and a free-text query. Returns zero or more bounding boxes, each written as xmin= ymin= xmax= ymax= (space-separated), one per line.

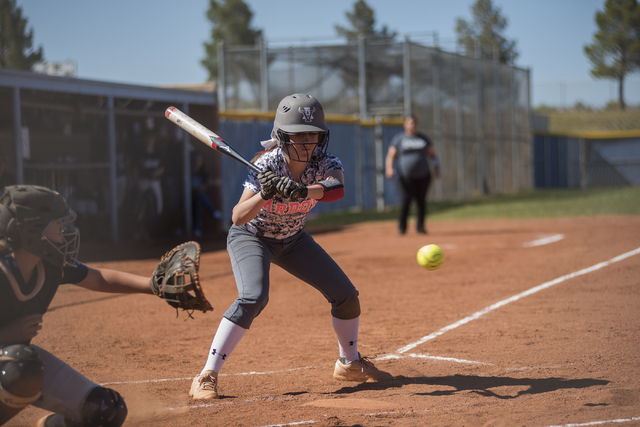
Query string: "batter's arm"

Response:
xmin=232 ymin=187 xmax=271 ymax=226
xmin=306 ymin=169 xmax=344 ymax=201
xmin=73 ymin=267 xmax=154 ymax=295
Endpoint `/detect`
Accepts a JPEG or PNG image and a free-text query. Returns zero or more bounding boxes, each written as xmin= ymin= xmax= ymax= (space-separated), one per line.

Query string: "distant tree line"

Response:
xmin=5 ymin=0 xmax=639 ymax=111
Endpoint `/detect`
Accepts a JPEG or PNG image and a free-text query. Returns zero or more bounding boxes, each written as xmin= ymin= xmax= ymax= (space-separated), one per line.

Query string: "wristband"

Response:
xmin=318 ymin=177 xmax=344 ymax=202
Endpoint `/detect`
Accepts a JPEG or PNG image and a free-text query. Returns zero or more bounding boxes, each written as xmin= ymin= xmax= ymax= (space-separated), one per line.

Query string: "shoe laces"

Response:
xmin=351 ymin=355 xmax=378 ymax=372
xmin=199 ymin=373 xmax=217 ymax=390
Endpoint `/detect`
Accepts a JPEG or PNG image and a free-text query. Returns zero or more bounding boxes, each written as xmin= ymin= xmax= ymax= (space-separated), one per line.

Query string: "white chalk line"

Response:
xmin=253 ymin=415 xmax=640 ymax=427
xmin=523 ymin=233 xmax=565 ymax=247
xmin=259 ymin=422 xmax=316 ymax=427
xmin=546 ymin=416 xmax=640 ymax=427
xmin=439 ymin=232 xmax=565 ymax=250
xmin=379 ymin=353 xmax=491 ymax=365
xmin=395 ymin=246 xmax=640 ymax=355
xmin=101 ymin=366 xmax=316 ymax=386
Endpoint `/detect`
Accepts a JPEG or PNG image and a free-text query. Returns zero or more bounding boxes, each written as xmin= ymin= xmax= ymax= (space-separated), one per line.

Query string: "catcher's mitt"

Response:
xmin=150 ymin=241 xmax=213 ymax=314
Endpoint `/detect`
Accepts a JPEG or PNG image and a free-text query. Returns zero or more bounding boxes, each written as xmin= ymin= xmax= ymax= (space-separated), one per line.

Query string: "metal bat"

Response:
xmin=165 ymin=106 xmax=263 ymax=173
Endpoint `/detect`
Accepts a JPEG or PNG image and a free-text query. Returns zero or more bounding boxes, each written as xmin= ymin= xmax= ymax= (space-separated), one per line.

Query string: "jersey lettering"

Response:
xmin=264 ymin=199 xmax=317 ymax=215
xmin=288 ymin=203 xmax=300 ymax=214
xmin=274 ymin=203 xmax=287 ymax=215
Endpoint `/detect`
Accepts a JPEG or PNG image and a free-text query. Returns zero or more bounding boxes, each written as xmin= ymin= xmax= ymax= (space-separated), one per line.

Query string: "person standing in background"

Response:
xmin=385 ymin=114 xmax=440 ymax=235
xmin=191 ymin=152 xmax=222 ymax=238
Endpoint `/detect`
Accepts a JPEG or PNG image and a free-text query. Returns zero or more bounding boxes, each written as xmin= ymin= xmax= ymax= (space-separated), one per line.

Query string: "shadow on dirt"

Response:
xmin=331 ymin=374 xmax=610 ymax=399
xmin=79 ymin=237 xmax=228 ymax=263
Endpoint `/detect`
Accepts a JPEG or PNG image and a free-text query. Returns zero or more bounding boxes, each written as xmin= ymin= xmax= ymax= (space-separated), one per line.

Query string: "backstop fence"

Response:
xmin=218 ymin=37 xmax=532 ymax=202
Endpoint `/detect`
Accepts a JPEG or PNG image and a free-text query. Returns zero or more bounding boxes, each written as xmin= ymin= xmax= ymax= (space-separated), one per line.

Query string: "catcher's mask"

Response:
xmin=0 ymin=185 xmax=79 ymax=268
xmin=271 ymin=93 xmax=330 ymax=163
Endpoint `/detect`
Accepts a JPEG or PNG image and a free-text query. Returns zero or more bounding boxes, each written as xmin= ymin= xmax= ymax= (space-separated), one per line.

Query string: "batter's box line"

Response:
xmin=100 ymin=366 xmax=318 ymax=386
xmin=546 ymin=416 xmax=640 ymax=427
xmin=378 ymin=353 xmax=491 ymax=365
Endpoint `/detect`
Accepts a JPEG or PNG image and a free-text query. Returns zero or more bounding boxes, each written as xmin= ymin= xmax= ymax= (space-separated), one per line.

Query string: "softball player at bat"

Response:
xmin=0 ymin=185 xmax=154 ymax=427
xmin=189 ymin=93 xmax=392 ymax=400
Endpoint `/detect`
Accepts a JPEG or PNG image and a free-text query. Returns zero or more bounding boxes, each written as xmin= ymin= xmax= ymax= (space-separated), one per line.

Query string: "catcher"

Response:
xmin=0 ymin=185 xmax=210 ymax=427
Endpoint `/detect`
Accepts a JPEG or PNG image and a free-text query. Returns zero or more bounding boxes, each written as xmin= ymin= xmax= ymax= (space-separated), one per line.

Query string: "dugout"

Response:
xmin=0 ymin=69 xmax=219 ymax=244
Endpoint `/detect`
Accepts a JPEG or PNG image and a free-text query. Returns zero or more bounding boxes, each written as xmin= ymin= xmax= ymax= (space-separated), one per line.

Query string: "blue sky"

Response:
xmin=16 ymin=0 xmax=640 ymax=108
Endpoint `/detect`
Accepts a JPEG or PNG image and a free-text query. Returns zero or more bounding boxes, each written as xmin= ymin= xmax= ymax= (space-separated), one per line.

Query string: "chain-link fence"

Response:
xmin=219 ymin=38 xmax=532 ymax=202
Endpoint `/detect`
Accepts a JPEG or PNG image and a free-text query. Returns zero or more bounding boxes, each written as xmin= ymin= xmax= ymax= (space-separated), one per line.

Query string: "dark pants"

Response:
xmin=192 ymin=189 xmax=218 ymax=232
xmin=398 ymin=174 xmax=431 ymax=232
xmin=224 ymin=224 xmax=361 ymax=329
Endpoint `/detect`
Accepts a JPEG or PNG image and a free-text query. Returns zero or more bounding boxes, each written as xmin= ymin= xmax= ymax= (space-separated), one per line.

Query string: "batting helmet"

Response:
xmin=0 ymin=185 xmax=79 ymax=268
xmin=271 ymin=94 xmax=330 ymax=162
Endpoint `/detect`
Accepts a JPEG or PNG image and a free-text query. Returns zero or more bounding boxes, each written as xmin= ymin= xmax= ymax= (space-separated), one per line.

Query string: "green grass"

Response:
xmin=306 ymin=186 xmax=640 ymax=229
xmin=544 ymin=108 xmax=640 ymax=134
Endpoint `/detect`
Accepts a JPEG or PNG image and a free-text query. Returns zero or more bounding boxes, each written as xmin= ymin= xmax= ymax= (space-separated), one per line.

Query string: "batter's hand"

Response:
xmin=257 ymin=166 xmax=278 ymax=200
xmin=0 ymin=314 xmax=43 ymax=345
xmin=275 ymin=177 xmax=308 ymax=200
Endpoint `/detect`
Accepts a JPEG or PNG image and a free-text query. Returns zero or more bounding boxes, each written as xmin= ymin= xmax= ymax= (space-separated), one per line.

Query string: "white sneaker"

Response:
xmin=189 ymin=370 xmax=219 ymax=399
xmin=333 ymin=354 xmax=392 ymax=383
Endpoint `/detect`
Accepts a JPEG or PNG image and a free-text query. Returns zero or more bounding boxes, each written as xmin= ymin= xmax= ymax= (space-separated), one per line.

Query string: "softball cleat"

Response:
xmin=333 ymin=354 xmax=392 ymax=383
xmin=189 ymin=370 xmax=219 ymax=399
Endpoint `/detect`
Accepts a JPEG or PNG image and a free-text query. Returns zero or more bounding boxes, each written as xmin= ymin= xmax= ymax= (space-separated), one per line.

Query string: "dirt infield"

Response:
xmin=7 ymin=216 xmax=640 ymax=427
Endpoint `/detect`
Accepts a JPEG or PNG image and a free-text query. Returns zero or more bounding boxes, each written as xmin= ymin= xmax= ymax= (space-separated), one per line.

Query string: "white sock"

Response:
xmin=332 ymin=316 xmax=360 ymax=364
xmin=202 ymin=317 xmax=246 ymax=374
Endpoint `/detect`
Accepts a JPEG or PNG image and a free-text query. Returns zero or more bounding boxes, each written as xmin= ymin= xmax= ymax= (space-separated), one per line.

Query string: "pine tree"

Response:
xmin=584 ymin=0 xmax=640 ymax=110
xmin=201 ymin=0 xmax=262 ymax=81
xmin=0 ymin=0 xmax=44 ymax=70
xmin=334 ymin=0 xmax=396 ymax=43
xmin=456 ymin=0 xmax=518 ymax=63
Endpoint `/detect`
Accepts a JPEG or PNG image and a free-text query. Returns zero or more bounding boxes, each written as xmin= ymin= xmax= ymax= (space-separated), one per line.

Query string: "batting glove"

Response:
xmin=258 ymin=166 xmax=279 ymax=200
xmin=275 ymin=177 xmax=308 ymax=200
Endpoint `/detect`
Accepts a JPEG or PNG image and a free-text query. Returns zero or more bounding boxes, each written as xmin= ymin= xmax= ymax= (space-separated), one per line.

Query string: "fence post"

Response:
xmin=476 ymin=41 xmax=484 ymax=195
xmin=355 ymin=122 xmax=364 ymax=210
xmin=358 ymin=35 xmax=367 ymax=119
xmin=511 ymin=67 xmax=519 ymax=190
xmin=433 ymin=36 xmax=443 ymax=199
xmin=456 ymin=50 xmax=464 ymax=197
xmin=580 ymin=137 xmax=588 ymax=188
xmin=12 ymin=87 xmax=24 ymax=185
xmin=494 ymin=47 xmax=502 ymax=194
xmin=375 ymin=117 xmax=385 ymax=211
xmin=218 ymin=41 xmax=226 ymax=111
xmin=260 ymin=38 xmax=268 ymax=112
xmin=403 ymin=36 xmax=412 ymax=116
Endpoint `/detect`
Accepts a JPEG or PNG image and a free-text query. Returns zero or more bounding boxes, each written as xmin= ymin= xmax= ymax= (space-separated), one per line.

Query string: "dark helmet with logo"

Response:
xmin=0 ymin=185 xmax=79 ymax=267
xmin=271 ymin=94 xmax=330 ymax=162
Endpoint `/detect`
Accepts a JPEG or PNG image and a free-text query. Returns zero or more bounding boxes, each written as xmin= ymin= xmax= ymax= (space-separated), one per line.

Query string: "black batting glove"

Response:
xmin=275 ymin=177 xmax=308 ymax=200
xmin=258 ymin=166 xmax=279 ymax=200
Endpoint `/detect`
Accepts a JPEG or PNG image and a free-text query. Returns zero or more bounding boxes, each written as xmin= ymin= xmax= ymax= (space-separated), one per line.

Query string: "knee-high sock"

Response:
xmin=332 ymin=316 xmax=360 ymax=363
xmin=203 ymin=317 xmax=246 ymax=373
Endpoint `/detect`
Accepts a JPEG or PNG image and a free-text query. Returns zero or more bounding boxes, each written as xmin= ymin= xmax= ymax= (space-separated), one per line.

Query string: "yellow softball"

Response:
xmin=416 ymin=244 xmax=444 ymax=270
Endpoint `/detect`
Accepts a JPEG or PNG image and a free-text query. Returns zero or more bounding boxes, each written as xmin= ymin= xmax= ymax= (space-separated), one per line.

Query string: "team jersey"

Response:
xmin=391 ymin=132 xmax=432 ymax=179
xmin=243 ymin=147 xmax=343 ymax=239
xmin=0 ymin=253 xmax=89 ymax=344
